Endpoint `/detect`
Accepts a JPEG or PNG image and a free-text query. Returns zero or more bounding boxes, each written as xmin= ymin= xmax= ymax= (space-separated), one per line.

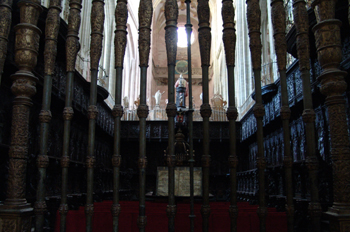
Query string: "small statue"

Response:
xmin=123 ymin=96 xmax=129 ymax=109
xmin=153 ymin=90 xmax=165 ymax=106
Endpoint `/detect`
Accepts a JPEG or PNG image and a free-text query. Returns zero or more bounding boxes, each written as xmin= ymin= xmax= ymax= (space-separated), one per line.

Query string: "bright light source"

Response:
xmin=177 ymin=27 xmax=194 ymax=48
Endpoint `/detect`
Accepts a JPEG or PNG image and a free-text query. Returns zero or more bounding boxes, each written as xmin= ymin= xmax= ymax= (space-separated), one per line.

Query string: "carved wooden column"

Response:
xmin=311 ymin=0 xmax=350 ymax=231
xmin=222 ymin=1 xmax=238 ymax=232
xmin=35 ymin=0 xmax=62 ymax=231
xmin=60 ymin=0 xmax=82 ymax=231
xmin=293 ymin=0 xmax=321 ymax=231
xmin=112 ymin=1 xmax=128 ymax=232
xmin=85 ymin=0 xmax=105 ymax=231
xmin=270 ymin=1 xmax=295 ymax=231
xmin=164 ymin=1 xmax=178 ymax=231
xmin=0 ymin=0 xmax=13 ymax=84
xmin=0 ymin=0 xmax=42 ymax=231
xmin=197 ymin=1 xmax=212 ymax=231
xmin=246 ymin=0 xmax=267 ymax=231
xmin=137 ymin=1 xmax=152 ymax=231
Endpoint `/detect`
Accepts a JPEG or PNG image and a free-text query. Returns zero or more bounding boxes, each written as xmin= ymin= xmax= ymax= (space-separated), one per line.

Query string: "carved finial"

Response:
xmin=246 ymin=0 xmax=261 ymax=70
xmin=66 ymin=0 xmax=82 ymax=72
xmin=138 ymin=0 xmax=153 ymax=67
xmin=90 ymin=0 xmax=105 ymax=70
xmin=197 ymin=0 xmax=211 ymax=66
xmin=222 ymin=0 xmax=236 ymax=67
xmin=165 ymin=0 xmax=178 ymax=65
xmin=44 ymin=0 xmax=62 ymax=75
xmin=271 ymin=0 xmax=287 ymax=71
xmin=115 ymin=0 xmax=128 ymax=68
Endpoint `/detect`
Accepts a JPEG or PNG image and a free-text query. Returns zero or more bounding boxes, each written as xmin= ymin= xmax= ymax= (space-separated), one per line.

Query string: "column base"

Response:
xmin=0 ymin=203 xmax=33 ymax=232
xmin=326 ymin=206 xmax=350 ymax=232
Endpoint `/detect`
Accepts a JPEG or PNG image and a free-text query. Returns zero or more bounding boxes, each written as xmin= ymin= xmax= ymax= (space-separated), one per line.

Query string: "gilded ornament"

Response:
xmin=280 ymin=106 xmax=291 ymax=120
xmin=271 ymin=0 xmax=287 ymax=71
xmin=226 ymin=106 xmax=238 ymax=120
xmin=0 ymin=0 xmax=13 ymax=82
xmin=201 ymin=155 xmax=211 ymax=168
xmin=166 ymin=155 xmax=176 ymax=167
xmin=37 ymin=155 xmax=49 ymax=168
xmin=85 ymin=204 xmax=94 ymax=216
xmin=228 ymin=205 xmax=239 ymax=217
xmin=112 ymin=104 xmax=123 ymax=118
xmin=165 ymin=0 xmax=178 ymax=66
xmin=59 ymin=204 xmax=69 ymax=215
xmin=253 ymin=103 xmax=265 ymax=118
xmin=86 ymin=156 xmax=96 ymax=168
xmin=197 ymin=0 xmax=211 ymax=66
xmin=44 ymin=0 xmax=62 ymax=75
xmin=63 ymin=106 xmax=74 ymax=120
xmin=138 ymin=157 xmax=148 ymax=169
xmin=39 ymin=110 xmax=52 ymax=123
xmin=256 ymin=157 xmax=266 ymax=169
xmin=34 ymin=201 xmax=47 ymax=215
xmin=200 ymin=103 xmax=212 ymax=118
xmin=115 ymin=0 xmax=128 ymax=68
xmin=201 ymin=205 xmax=211 ymax=217
xmin=222 ymin=0 xmax=236 ymax=67
xmin=87 ymin=105 xmax=99 ymax=120
xmin=302 ymin=109 xmax=316 ymax=123
xmin=90 ymin=0 xmax=105 ymax=70
xmin=111 ymin=204 xmax=121 ymax=217
xmin=112 ymin=155 xmax=121 ymax=167
xmin=137 ymin=104 xmax=149 ymax=118
xmin=66 ymin=0 xmax=82 ymax=72
xmin=166 ymin=205 xmax=177 ymax=217
xmin=166 ymin=102 xmax=177 ymax=117
xmin=228 ymin=156 xmax=238 ymax=169
xmin=60 ymin=156 xmax=70 ymax=168
xmin=138 ymin=0 xmax=153 ymax=67
xmin=137 ymin=216 xmax=147 ymax=229
xmin=246 ymin=0 xmax=262 ymax=70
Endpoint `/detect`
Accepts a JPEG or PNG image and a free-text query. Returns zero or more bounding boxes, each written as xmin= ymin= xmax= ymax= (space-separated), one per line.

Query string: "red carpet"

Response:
xmin=55 ymin=201 xmax=287 ymax=232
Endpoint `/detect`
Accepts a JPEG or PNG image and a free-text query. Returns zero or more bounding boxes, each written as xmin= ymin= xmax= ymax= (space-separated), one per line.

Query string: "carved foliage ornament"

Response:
xmin=164 ymin=0 xmax=178 ymax=66
xmin=293 ymin=0 xmax=310 ymax=71
xmin=0 ymin=0 xmax=13 ymax=77
xmin=115 ymin=0 xmax=128 ymax=68
xmin=90 ymin=0 xmax=105 ymax=70
xmin=138 ymin=0 xmax=153 ymax=67
xmin=66 ymin=0 xmax=82 ymax=72
xmin=197 ymin=0 xmax=211 ymax=66
xmin=271 ymin=0 xmax=287 ymax=71
xmin=246 ymin=0 xmax=262 ymax=70
xmin=222 ymin=0 xmax=236 ymax=67
xmin=44 ymin=0 xmax=62 ymax=75
xmin=112 ymin=104 xmax=123 ymax=118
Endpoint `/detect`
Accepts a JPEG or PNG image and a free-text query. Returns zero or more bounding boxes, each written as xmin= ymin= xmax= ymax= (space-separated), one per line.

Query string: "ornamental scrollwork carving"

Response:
xmin=271 ymin=0 xmax=287 ymax=71
xmin=37 ymin=155 xmax=49 ymax=168
xmin=90 ymin=0 xmax=105 ymax=70
xmin=0 ymin=0 xmax=13 ymax=79
xmin=111 ymin=204 xmax=121 ymax=217
xmin=197 ymin=0 xmax=211 ymax=66
xmin=200 ymin=103 xmax=212 ymax=118
xmin=246 ymin=0 xmax=262 ymax=70
xmin=66 ymin=0 xmax=82 ymax=72
xmin=44 ymin=0 xmax=62 ymax=75
xmin=112 ymin=104 xmax=123 ymax=118
xmin=87 ymin=105 xmax=99 ymax=120
xmin=222 ymin=0 xmax=236 ymax=67
xmin=137 ymin=104 xmax=149 ymax=118
xmin=138 ymin=0 xmax=153 ymax=67
xmin=166 ymin=205 xmax=177 ymax=218
xmin=115 ymin=0 xmax=128 ymax=68
xmin=39 ymin=110 xmax=52 ymax=123
xmin=166 ymin=102 xmax=177 ymax=117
